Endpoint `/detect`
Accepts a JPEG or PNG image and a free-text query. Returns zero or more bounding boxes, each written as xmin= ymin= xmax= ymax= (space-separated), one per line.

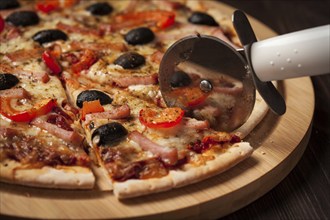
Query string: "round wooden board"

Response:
xmin=0 ymin=2 xmax=314 ymax=219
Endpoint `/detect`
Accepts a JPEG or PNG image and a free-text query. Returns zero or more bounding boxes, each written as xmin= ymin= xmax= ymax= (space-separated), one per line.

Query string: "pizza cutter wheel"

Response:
xmin=159 ymin=10 xmax=329 ymax=132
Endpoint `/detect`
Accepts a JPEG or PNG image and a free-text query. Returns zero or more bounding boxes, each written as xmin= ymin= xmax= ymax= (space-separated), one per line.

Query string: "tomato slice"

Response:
xmin=139 ymin=107 xmax=184 ymax=128
xmin=114 ymin=10 xmax=175 ymax=30
xmin=42 ymin=51 xmax=62 ymax=75
xmin=0 ymin=98 xmax=57 ymax=122
xmin=170 ymin=87 xmax=208 ymax=108
xmin=71 ymin=49 xmax=98 ymax=74
xmin=35 ymin=0 xmax=79 ymax=13
xmin=81 ymin=100 xmax=104 ymax=120
xmin=0 ymin=15 xmax=5 ymax=33
xmin=35 ymin=1 xmax=60 ymax=13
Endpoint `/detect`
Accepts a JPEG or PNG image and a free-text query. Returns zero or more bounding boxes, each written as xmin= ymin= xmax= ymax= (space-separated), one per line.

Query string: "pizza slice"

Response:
xmin=62 ymin=73 xmax=252 ymax=198
xmin=0 ymin=55 xmax=95 ymax=189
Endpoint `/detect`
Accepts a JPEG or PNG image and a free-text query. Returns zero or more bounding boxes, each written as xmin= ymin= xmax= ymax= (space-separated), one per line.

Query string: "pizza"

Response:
xmin=0 ymin=0 xmax=267 ymax=199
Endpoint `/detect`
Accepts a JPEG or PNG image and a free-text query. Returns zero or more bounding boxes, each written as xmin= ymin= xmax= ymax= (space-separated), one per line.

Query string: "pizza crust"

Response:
xmin=171 ymin=142 xmax=253 ymax=187
xmin=113 ymin=174 xmax=174 ymax=199
xmin=113 ymin=142 xmax=253 ymax=199
xmin=0 ymin=160 xmax=95 ymax=189
xmin=235 ymin=82 xmax=278 ymax=138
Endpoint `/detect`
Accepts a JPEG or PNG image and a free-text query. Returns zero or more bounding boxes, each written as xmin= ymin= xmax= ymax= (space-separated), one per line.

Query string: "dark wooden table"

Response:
xmin=219 ymin=1 xmax=330 ymax=219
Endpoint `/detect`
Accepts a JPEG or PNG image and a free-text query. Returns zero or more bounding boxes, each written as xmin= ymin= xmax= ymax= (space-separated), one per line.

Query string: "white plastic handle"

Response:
xmin=250 ymin=25 xmax=330 ymax=81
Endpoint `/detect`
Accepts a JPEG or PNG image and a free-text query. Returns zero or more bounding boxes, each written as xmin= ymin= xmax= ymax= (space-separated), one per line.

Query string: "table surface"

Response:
xmin=219 ymin=1 xmax=330 ymax=219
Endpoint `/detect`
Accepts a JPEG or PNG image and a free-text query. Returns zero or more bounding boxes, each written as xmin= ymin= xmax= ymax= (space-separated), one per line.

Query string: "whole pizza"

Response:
xmin=0 ymin=0 xmax=266 ymax=199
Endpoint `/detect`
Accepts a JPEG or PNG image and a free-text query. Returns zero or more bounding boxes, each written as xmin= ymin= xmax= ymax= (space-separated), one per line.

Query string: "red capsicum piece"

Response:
xmin=81 ymin=100 xmax=104 ymax=120
xmin=139 ymin=107 xmax=184 ymax=129
xmin=71 ymin=49 xmax=98 ymax=74
xmin=0 ymin=15 xmax=5 ymax=33
xmin=114 ymin=10 xmax=175 ymax=30
xmin=0 ymin=98 xmax=57 ymax=122
xmin=42 ymin=51 xmax=62 ymax=75
xmin=35 ymin=0 xmax=79 ymax=13
xmin=36 ymin=1 xmax=59 ymax=14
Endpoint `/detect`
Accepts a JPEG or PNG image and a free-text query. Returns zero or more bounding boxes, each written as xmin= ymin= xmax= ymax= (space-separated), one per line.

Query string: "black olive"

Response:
xmin=32 ymin=29 xmax=68 ymax=45
xmin=114 ymin=52 xmax=145 ymax=69
xmin=5 ymin=11 xmax=39 ymax=27
xmin=92 ymin=122 xmax=128 ymax=146
xmin=0 ymin=73 xmax=19 ymax=90
xmin=86 ymin=2 xmax=113 ymax=16
xmin=188 ymin=12 xmax=219 ymax=26
xmin=170 ymin=71 xmax=192 ymax=88
xmin=124 ymin=27 xmax=155 ymax=45
xmin=76 ymin=90 xmax=113 ymax=108
xmin=0 ymin=0 xmax=20 ymax=10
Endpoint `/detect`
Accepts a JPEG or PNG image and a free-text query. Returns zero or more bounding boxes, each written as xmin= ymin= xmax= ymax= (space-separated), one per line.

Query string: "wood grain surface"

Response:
xmin=0 ymin=1 xmax=320 ymax=219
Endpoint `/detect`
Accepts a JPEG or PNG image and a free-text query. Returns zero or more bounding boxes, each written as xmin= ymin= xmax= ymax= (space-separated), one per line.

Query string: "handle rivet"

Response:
xmin=200 ymin=79 xmax=213 ymax=92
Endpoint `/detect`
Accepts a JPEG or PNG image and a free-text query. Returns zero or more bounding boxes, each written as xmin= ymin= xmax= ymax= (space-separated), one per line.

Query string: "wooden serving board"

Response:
xmin=0 ymin=2 xmax=314 ymax=219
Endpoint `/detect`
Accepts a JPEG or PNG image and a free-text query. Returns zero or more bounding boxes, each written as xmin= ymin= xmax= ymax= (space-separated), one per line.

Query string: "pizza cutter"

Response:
xmin=159 ymin=10 xmax=330 ymax=131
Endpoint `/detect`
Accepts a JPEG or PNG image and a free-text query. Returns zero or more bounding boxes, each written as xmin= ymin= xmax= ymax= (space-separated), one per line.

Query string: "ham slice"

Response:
xmin=182 ymin=118 xmax=210 ymax=130
xmin=0 ymin=62 xmax=50 ymax=83
xmin=32 ymin=118 xmax=84 ymax=146
xmin=70 ymin=41 xmax=127 ymax=52
xmin=112 ymin=74 xmax=158 ymax=87
xmin=56 ymin=22 xmax=103 ymax=36
xmin=5 ymin=48 xmax=43 ymax=62
xmin=84 ymin=105 xmax=131 ymax=124
xmin=0 ymin=127 xmax=16 ymax=137
xmin=0 ymin=26 xmax=21 ymax=41
xmin=129 ymin=131 xmax=178 ymax=165
xmin=0 ymin=88 xmax=30 ymax=99
xmin=150 ymin=51 xmax=164 ymax=64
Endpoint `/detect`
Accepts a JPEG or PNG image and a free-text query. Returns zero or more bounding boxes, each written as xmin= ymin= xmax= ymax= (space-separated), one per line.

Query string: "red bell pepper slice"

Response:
xmin=35 ymin=0 xmax=79 ymax=13
xmin=71 ymin=49 xmax=98 ymax=74
xmin=0 ymin=98 xmax=57 ymax=122
xmin=139 ymin=107 xmax=184 ymax=129
xmin=42 ymin=51 xmax=62 ymax=75
xmin=81 ymin=100 xmax=104 ymax=120
xmin=35 ymin=1 xmax=60 ymax=13
xmin=0 ymin=15 xmax=5 ymax=33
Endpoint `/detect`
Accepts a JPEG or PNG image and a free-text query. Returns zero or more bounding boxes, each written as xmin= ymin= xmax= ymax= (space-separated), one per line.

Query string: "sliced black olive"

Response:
xmin=114 ymin=52 xmax=145 ymax=69
xmin=0 ymin=0 xmax=20 ymax=10
xmin=76 ymin=90 xmax=113 ymax=108
xmin=170 ymin=71 xmax=192 ymax=88
xmin=92 ymin=122 xmax=128 ymax=146
xmin=0 ymin=73 xmax=19 ymax=90
xmin=124 ymin=27 xmax=155 ymax=45
xmin=5 ymin=11 xmax=39 ymax=27
xmin=32 ymin=29 xmax=68 ymax=45
xmin=86 ymin=2 xmax=113 ymax=16
xmin=188 ymin=12 xmax=218 ymax=26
